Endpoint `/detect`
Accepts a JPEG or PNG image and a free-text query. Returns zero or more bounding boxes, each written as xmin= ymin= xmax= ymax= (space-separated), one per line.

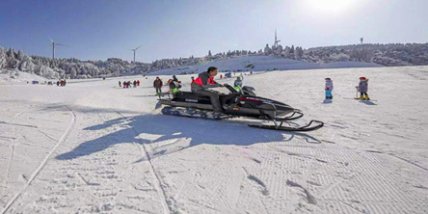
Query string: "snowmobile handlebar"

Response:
xmin=223 ymin=84 xmax=256 ymax=96
xmin=223 ymin=84 xmax=240 ymax=94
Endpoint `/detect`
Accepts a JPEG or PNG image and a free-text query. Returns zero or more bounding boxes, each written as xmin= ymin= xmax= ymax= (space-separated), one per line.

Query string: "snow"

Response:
xmin=150 ymin=55 xmax=380 ymax=76
xmin=1 ymin=66 xmax=428 ymax=213
xmin=0 ymin=70 xmax=47 ymax=84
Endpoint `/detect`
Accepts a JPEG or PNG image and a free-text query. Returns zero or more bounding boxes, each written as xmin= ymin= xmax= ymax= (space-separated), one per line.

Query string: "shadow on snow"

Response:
xmin=56 ymin=114 xmax=321 ymax=161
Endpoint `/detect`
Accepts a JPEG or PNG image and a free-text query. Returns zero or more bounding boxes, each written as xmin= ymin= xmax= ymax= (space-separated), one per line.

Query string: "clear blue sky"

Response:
xmin=1 ymin=0 xmax=427 ymax=62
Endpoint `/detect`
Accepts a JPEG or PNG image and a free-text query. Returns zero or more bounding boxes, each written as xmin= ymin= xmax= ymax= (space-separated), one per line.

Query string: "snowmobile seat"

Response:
xmin=172 ymin=91 xmax=211 ymax=104
xmin=220 ymin=93 xmax=239 ymax=106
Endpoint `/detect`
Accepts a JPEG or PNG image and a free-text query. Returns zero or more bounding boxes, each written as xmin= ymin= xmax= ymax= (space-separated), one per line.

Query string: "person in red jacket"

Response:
xmin=191 ymin=66 xmax=223 ymax=112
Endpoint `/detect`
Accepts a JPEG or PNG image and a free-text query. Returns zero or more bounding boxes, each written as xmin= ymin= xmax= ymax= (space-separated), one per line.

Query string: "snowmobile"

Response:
xmin=157 ymin=84 xmax=323 ymax=132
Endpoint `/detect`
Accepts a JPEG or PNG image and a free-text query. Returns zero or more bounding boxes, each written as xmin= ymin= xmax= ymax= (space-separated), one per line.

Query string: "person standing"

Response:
xmin=325 ymin=78 xmax=333 ymax=100
xmin=357 ymin=77 xmax=370 ymax=100
xmin=153 ymin=77 xmax=163 ymax=97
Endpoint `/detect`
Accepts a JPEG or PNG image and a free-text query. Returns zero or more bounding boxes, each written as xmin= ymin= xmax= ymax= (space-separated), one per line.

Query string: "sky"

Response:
xmin=0 ymin=0 xmax=427 ymax=62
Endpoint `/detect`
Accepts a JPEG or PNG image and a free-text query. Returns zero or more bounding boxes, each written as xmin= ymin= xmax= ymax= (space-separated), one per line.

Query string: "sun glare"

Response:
xmin=303 ymin=0 xmax=355 ymax=14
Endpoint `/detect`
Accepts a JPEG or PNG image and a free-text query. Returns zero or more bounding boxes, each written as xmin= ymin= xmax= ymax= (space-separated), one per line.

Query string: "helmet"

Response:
xmin=359 ymin=76 xmax=366 ymax=80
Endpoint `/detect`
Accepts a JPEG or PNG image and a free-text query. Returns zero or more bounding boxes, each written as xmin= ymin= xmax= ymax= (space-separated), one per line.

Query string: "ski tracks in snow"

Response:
xmin=1 ymin=105 xmax=76 ymax=214
xmin=2 ymin=144 xmax=15 ymax=193
xmin=115 ymin=112 xmax=170 ymax=214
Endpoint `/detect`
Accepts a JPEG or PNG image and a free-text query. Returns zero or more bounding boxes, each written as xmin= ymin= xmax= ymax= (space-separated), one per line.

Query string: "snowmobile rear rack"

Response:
xmin=281 ymin=110 xmax=304 ymax=120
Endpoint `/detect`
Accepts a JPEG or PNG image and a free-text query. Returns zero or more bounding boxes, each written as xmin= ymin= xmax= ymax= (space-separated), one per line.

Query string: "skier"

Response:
xmin=357 ymin=77 xmax=370 ymax=100
xmin=153 ymin=77 xmax=163 ymax=97
xmin=118 ymin=81 xmax=122 ymax=88
xmin=191 ymin=66 xmax=224 ymax=112
xmin=325 ymin=78 xmax=333 ymax=100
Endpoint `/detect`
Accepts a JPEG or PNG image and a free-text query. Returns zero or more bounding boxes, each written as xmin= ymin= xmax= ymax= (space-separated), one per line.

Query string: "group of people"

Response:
xmin=153 ymin=75 xmax=182 ymax=97
xmin=152 ymin=67 xmax=244 ymax=112
xmin=119 ymin=80 xmax=140 ymax=88
xmin=153 ymin=66 xmax=371 ymax=113
xmin=324 ymin=76 xmax=370 ymax=100
xmin=57 ymin=79 xmax=66 ymax=87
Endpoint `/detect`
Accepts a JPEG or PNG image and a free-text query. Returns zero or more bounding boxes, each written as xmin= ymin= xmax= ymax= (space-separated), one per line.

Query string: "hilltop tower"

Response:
xmin=273 ymin=29 xmax=281 ymax=48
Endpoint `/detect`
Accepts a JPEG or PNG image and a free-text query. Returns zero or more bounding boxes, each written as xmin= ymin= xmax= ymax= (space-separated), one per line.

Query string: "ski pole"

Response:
xmin=355 ymin=86 xmax=359 ymax=98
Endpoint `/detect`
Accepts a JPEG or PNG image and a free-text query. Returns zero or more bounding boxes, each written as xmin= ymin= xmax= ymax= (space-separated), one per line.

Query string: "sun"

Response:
xmin=303 ymin=0 xmax=355 ymax=14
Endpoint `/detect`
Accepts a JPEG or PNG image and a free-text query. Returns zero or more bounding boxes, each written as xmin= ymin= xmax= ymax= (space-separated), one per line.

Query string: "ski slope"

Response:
xmin=0 ymin=66 xmax=427 ymax=213
xmin=0 ymin=71 xmax=47 ymax=84
xmin=151 ymin=55 xmax=380 ymax=75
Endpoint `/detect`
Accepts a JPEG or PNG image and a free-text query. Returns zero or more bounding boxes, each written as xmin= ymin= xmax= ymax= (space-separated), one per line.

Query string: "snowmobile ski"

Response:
xmin=248 ymin=120 xmax=324 ymax=132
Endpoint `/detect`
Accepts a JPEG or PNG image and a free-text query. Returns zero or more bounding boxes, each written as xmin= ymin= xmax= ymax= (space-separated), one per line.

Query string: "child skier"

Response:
xmin=357 ymin=77 xmax=370 ymax=100
xmin=324 ymin=78 xmax=333 ymax=100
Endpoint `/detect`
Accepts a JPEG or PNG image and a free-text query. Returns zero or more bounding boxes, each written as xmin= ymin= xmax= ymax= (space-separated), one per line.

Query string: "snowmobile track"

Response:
xmin=2 ymin=145 xmax=15 ymax=191
xmin=1 ymin=105 xmax=76 ymax=214
xmin=115 ymin=111 xmax=170 ymax=214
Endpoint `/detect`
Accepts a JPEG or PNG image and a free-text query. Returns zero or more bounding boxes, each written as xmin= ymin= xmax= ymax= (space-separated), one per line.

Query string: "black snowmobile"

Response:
xmin=158 ymin=84 xmax=323 ymax=132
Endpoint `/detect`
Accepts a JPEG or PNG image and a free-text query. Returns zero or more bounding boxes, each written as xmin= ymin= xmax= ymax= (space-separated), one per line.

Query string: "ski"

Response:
xmin=249 ymin=120 xmax=324 ymax=132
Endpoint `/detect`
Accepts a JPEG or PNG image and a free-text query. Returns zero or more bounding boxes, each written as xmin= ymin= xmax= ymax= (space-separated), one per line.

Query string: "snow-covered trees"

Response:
xmin=1 ymin=42 xmax=428 ymax=79
xmin=0 ymin=47 xmax=152 ymax=79
xmin=264 ymin=44 xmax=271 ymax=55
xmin=295 ymin=47 xmax=304 ymax=60
xmin=0 ymin=48 xmax=7 ymax=69
xmin=303 ymin=43 xmax=428 ymax=66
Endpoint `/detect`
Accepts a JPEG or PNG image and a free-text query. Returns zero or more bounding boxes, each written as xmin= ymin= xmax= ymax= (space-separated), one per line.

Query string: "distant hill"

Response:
xmin=1 ymin=43 xmax=427 ymax=79
xmin=304 ymin=43 xmax=428 ymax=66
xmin=150 ymin=55 xmax=379 ymax=76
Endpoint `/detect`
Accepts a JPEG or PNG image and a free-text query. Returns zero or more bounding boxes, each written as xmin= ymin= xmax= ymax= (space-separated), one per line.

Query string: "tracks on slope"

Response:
xmin=1 ymin=105 xmax=76 ymax=214
xmin=2 ymin=110 xmax=31 ymax=189
xmin=115 ymin=111 xmax=170 ymax=214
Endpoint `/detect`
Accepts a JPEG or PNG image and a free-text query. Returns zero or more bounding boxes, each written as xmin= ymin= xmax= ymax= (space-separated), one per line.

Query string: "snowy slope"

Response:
xmin=151 ymin=55 xmax=380 ymax=75
xmin=1 ymin=66 xmax=427 ymax=213
xmin=0 ymin=70 xmax=47 ymax=84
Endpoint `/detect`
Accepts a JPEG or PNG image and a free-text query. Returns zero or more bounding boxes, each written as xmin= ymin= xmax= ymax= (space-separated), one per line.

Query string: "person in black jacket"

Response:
xmin=153 ymin=77 xmax=163 ymax=96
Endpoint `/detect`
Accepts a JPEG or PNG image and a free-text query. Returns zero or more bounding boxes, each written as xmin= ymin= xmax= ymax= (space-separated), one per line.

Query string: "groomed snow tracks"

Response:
xmin=1 ymin=106 xmax=76 ymax=214
xmin=115 ymin=112 xmax=170 ymax=214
